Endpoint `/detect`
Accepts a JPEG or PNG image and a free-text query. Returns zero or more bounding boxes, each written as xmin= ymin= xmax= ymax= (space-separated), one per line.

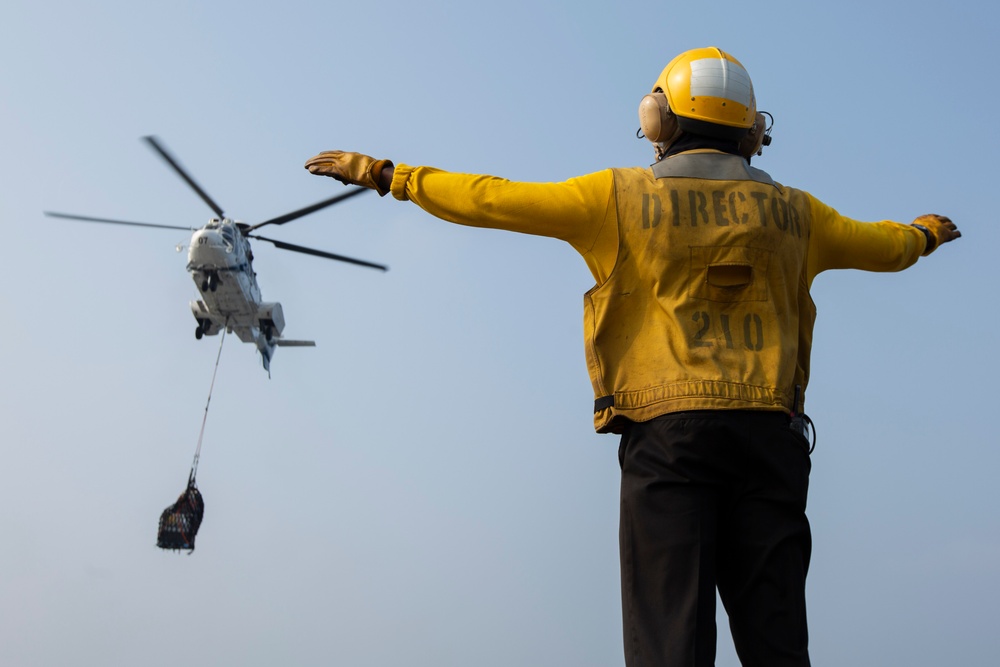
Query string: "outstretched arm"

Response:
xmin=805 ymin=190 xmax=962 ymax=282
xmin=305 ymin=150 xmax=621 ymax=283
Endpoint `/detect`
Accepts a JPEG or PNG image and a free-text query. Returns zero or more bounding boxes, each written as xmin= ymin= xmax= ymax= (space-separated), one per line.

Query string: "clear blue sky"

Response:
xmin=2 ymin=1 xmax=997 ymax=665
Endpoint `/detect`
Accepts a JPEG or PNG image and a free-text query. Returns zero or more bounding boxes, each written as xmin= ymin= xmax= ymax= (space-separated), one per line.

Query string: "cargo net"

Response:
xmin=157 ymin=479 xmax=205 ymax=553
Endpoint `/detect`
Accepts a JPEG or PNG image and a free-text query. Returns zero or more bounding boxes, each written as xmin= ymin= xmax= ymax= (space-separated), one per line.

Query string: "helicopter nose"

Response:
xmin=188 ymin=228 xmax=234 ymax=266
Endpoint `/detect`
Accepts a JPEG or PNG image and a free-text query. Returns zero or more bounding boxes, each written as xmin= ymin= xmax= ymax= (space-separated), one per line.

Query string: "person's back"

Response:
xmin=589 ymin=154 xmax=812 ymax=433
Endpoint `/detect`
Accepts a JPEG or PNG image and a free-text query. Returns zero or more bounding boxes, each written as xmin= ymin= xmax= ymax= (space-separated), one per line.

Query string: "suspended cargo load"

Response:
xmin=157 ymin=479 xmax=205 ymax=552
xmin=156 ymin=328 xmax=225 ymax=554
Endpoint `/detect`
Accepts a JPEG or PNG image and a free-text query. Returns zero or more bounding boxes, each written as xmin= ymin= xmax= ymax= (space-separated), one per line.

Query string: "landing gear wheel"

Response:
xmin=196 ymin=319 xmax=210 ymax=340
xmin=201 ymin=273 xmax=221 ymax=292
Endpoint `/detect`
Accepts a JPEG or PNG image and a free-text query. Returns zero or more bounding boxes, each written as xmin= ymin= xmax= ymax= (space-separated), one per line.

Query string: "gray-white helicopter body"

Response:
xmin=187 ymin=217 xmax=301 ymax=372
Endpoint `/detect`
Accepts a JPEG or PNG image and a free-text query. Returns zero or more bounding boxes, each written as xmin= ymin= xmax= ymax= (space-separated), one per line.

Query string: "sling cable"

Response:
xmin=156 ymin=325 xmax=227 ymax=553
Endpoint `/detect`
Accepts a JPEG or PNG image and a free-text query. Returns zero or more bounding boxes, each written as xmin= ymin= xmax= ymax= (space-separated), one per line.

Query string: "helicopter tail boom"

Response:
xmin=254 ymin=334 xmax=314 ymax=374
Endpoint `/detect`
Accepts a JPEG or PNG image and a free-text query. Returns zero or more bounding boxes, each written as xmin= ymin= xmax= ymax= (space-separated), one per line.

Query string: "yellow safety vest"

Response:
xmin=587 ymin=152 xmax=816 ymax=433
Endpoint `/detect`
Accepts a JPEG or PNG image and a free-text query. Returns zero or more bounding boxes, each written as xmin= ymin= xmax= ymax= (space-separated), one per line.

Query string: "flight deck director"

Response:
xmin=305 ymin=46 xmax=960 ymax=667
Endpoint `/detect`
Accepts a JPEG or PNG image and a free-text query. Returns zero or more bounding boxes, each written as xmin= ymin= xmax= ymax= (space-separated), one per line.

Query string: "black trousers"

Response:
xmin=618 ymin=411 xmax=812 ymax=667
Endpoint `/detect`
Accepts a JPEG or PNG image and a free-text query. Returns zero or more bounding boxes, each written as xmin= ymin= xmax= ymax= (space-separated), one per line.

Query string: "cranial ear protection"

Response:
xmin=638 ymin=91 xmax=682 ymax=160
xmin=638 ymin=91 xmax=679 ymax=144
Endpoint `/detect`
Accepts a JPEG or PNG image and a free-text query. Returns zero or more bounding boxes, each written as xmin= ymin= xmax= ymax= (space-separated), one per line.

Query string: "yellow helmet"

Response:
xmin=651 ymin=46 xmax=756 ymax=141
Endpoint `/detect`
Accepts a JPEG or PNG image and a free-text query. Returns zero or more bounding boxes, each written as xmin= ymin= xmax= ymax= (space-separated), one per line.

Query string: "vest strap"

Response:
xmin=594 ymin=395 xmax=615 ymax=412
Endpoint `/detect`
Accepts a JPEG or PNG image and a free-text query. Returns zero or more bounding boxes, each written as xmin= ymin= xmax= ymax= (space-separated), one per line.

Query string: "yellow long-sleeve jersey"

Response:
xmin=390 ymin=151 xmax=929 ymax=432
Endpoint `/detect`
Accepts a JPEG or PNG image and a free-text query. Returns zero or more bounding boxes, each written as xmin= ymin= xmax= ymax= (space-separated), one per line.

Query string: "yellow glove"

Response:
xmin=304 ymin=151 xmax=394 ymax=196
xmin=911 ymin=214 xmax=961 ymax=255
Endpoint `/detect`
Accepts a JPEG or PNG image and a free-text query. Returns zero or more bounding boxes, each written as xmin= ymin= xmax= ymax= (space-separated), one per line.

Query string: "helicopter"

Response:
xmin=46 ymin=136 xmax=387 ymax=372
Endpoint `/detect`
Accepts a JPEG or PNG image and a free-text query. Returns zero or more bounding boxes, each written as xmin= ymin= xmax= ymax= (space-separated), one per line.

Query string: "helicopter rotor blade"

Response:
xmin=246 ymin=187 xmax=369 ymax=232
xmin=143 ymin=136 xmax=226 ymax=219
xmin=44 ymin=211 xmax=194 ymax=232
xmin=248 ymin=234 xmax=388 ymax=271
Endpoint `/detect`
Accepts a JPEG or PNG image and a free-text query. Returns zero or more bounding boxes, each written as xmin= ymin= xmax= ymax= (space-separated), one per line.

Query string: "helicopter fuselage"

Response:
xmin=187 ymin=218 xmax=310 ymax=371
